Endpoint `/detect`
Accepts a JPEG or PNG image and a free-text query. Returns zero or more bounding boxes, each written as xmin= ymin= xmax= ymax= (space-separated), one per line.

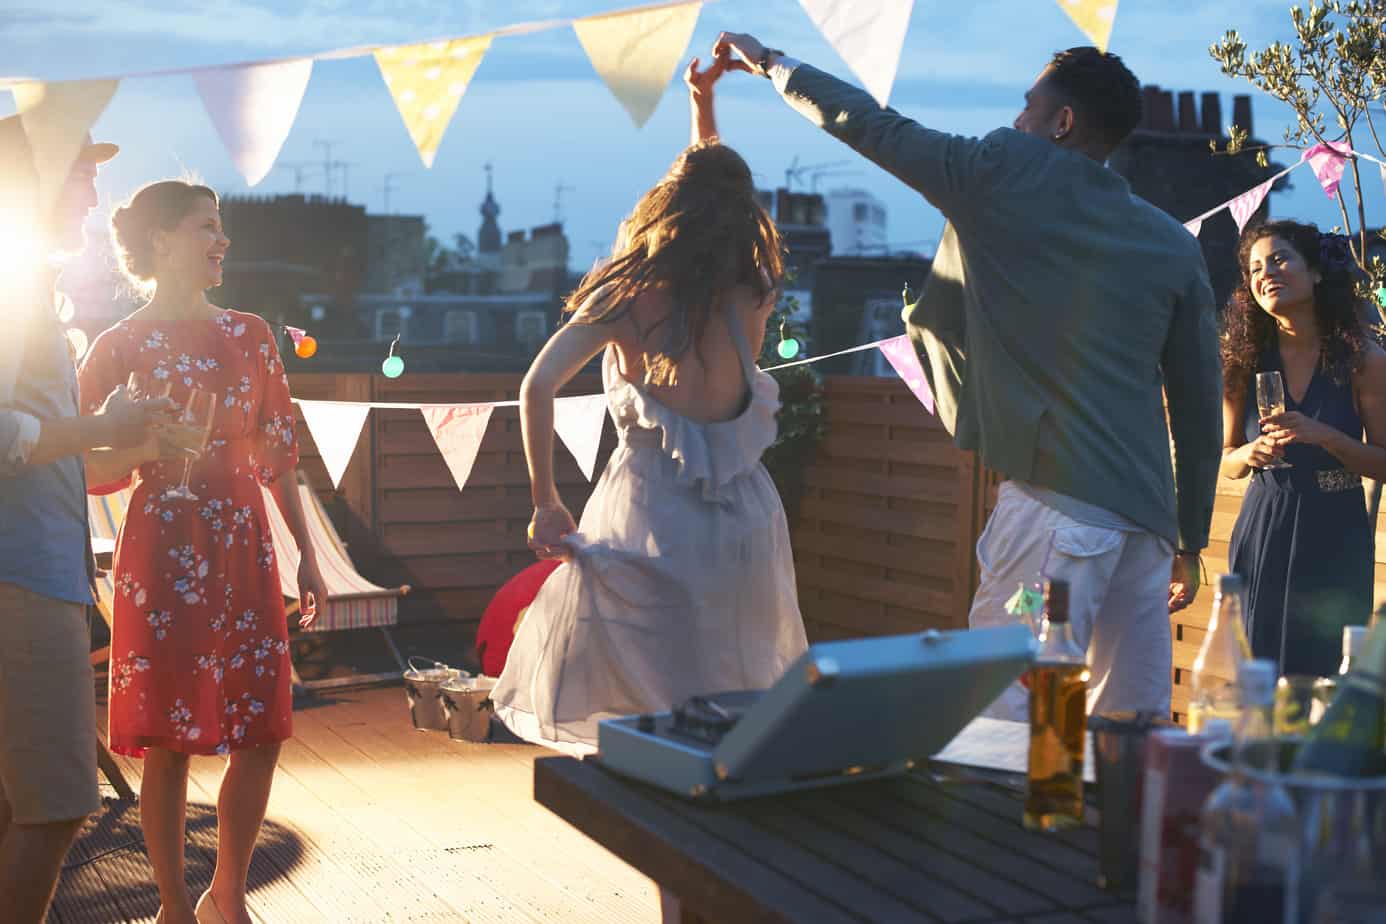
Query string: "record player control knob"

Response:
xmin=920 ymin=629 xmax=944 ymax=645
xmin=637 ymin=714 xmax=655 ymax=733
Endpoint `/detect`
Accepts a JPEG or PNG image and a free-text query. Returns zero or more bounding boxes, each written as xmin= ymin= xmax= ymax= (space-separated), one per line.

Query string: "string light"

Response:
xmin=284 ymin=325 xmax=318 ymax=359
xmin=776 ymin=317 xmax=800 ymax=360
xmin=1376 ymin=286 xmax=1386 ymax=308
xmin=382 ymin=333 xmax=405 ymax=378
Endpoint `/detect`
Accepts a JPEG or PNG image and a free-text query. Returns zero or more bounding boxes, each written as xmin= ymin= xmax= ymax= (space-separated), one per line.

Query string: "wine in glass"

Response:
xmin=1255 ymin=371 xmax=1292 ymax=470
xmin=162 ymin=388 xmax=216 ymax=502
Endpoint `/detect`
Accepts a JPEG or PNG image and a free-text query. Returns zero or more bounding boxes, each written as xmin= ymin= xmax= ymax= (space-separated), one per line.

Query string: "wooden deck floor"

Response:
xmin=51 ymin=685 xmax=659 ymax=923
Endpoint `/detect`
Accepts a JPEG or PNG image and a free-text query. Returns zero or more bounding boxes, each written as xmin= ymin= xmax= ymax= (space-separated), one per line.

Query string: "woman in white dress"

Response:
xmin=491 ymin=53 xmax=808 ymax=755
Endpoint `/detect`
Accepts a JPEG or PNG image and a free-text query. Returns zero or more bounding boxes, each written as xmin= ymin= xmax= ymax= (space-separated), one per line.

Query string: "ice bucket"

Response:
xmin=440 ymin=675 xmax=496 ymax=742
xmin=402 ymin=657 xmax=463 ymax=731
xmin=1202 ymin=739 xmax=1386 ymax=920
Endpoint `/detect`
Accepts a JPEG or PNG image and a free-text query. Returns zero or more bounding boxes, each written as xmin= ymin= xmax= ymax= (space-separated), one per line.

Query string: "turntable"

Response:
xmin=597 ymin=624 xmax=1037 ymax=801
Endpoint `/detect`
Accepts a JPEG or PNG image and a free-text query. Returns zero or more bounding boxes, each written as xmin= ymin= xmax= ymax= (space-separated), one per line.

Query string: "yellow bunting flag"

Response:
xmin=1056 ymin=0 xmax=1118 ymax=52
xmin=374 ymin=34 xmax=492 ymax=168
xmin=13 ymin=79 xmax=119 ymax=213
xmin=574 ymin=1 xmax=702 ymax=128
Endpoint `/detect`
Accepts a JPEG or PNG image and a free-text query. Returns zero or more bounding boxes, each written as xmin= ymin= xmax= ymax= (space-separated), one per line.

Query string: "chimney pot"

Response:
xmin=1232 ymin=95 xmax=1254 ymax=137
xmin=1178 ymin=91 xmax=1198 ymax=132
xmin=1201 ymin=93 xmax=1222 ymax=135
xmin=1151 ymin=90 xmax=1176 ymax=132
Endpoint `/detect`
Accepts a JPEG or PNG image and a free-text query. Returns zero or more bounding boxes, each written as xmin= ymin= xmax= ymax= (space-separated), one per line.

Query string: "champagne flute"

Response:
xmin=162 ymin=388 xmax=216 ymax=502
xmin=126 ymin=370 xmax=171 ymax=404
xmin=1255 ymin=371 xmax=1293 ymax=469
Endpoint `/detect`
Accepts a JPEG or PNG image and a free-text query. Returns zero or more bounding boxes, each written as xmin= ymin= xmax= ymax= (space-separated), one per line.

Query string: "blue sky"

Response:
xmin=2 ymin=0 xmax=1380 ymax=269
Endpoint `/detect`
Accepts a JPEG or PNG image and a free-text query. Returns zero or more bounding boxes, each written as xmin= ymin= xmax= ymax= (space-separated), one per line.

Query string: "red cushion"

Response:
xmin=475 ymin=559 xmax=563 ymax=677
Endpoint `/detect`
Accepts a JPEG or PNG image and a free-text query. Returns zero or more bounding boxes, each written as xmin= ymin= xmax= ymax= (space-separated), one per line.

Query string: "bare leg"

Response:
xmin=0 ymin=816 xmax=85 ymax=924
xmin=142 ymin=748 xmax=196 ymax=923
xmin=205 ymin=742 xmax=281 ymax=924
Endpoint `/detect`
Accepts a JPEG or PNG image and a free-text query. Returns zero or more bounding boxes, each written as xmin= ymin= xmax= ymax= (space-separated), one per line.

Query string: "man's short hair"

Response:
xmin=1045 ymin=47 xmax=1142 ymax=150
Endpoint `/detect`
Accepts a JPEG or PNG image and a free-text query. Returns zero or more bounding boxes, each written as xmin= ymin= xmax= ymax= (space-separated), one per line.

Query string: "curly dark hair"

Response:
xmin=1222 ymin=219 xmax=1371 ymax=400
xmin=1044 ymin=47 xmax=1142 ymax=150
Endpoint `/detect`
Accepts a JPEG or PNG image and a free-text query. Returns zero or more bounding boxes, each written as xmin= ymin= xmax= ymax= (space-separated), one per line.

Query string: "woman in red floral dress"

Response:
xmin=79 ymin=180 xmax=326 ymax=924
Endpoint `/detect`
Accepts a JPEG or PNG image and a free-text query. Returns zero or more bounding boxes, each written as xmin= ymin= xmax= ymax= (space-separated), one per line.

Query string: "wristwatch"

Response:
xmin=757 ymin=47 xmax=785 ymax=77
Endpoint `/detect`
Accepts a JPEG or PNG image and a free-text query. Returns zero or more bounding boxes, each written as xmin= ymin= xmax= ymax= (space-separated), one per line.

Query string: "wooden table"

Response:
xmin=535 ymin=757 xmax=1137 ymax=923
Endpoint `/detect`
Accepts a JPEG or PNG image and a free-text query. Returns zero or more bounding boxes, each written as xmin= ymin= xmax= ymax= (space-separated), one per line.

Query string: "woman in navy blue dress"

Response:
xmin=1223 ymin=220 xmax=1386 ymax=677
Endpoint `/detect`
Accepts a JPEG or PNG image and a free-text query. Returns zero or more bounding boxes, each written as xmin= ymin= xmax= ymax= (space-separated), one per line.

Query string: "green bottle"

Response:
xmin=1290 ymin=618 xmax=1386 ymax=777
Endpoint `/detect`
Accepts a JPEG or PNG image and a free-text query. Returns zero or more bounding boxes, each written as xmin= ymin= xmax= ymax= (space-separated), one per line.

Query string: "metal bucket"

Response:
xmin=402 ymin=657 xmax=463 ymax=731
xmin=440 ymin=675 xmax=496 ymax=742
xmin=1202 ymin=739 xmax=1386 ymax=920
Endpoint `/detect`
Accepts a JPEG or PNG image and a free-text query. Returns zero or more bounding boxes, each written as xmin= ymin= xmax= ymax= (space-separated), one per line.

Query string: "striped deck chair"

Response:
xmin=89 ymin=478 xmax=409 ymax=691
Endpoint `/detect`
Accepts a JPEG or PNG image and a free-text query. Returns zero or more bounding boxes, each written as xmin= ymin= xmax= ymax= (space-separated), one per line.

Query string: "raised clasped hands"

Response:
xmin=527 ymin=502 xmax=577 ymax=562
xmin=683 ymin=49 xmax=751 ymax=97
xmin=711 ymin=32 xmax=768 ymax=73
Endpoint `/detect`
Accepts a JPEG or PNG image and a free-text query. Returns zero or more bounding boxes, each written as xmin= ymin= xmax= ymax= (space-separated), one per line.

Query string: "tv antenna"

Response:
xmin=313 ymin=139 xmax=341 ymax=196
xmin=382 ymin=173 xmax=409 ymax=214
xmin=328 ymin=161 xmax=358 ymax=200
xmin=553 ymin=181 xmax=575 ymax=224
xmin=275 ymin=162 xmax=319 ymax=192
xmin=784 ymin=156 xmax=853 ymax=192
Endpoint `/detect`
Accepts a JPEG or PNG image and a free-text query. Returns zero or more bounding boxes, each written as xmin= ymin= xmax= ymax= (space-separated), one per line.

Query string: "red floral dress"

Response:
xmin=78 ymin=309 xmax=298 ymax=757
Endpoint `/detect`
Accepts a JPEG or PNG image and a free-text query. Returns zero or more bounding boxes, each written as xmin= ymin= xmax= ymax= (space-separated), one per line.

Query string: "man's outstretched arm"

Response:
xmin=713 ymin=32 xmax=994 ymax=215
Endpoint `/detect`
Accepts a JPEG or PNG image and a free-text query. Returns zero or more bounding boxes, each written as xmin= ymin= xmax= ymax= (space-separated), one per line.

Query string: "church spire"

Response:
xmin=478 ymin=160 xmax=501 ymax=255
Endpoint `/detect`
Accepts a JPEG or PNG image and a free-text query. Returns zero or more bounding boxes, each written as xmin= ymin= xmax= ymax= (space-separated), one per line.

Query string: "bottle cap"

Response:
xmin=1353 ymin=621 xmax=1386 ymax=682
xmin=1216 ymin=573 xmax=1244 ymax=595
xmin=1237 ymin=659 xmax=1276 ymax=706
xmin=1043 ymin=578 xmax=1070 ymax=623
xmin=1344 ymin=625 xmax=1367 ymax=659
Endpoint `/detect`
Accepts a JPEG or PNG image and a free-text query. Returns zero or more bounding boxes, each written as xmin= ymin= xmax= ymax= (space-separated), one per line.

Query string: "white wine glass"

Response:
xmin=162 ymin=388 xmax=216 ymax=502
xmin=1255 ymin=371 xmax=1293 ymax=470
xmin=126 ymin=370 xmax=171 ymax=404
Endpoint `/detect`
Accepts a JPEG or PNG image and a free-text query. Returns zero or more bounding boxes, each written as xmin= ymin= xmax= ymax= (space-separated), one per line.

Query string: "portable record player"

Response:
xmin=596 ymin=624 xmax=1037 ymax=801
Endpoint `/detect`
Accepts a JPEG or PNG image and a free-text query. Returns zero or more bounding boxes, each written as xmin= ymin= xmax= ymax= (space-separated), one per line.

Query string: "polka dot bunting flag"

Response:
xmin=374 ymin=34 xmax=493 ymax=168
xmin=1057 ymin=0 xmax=1118 ymax=52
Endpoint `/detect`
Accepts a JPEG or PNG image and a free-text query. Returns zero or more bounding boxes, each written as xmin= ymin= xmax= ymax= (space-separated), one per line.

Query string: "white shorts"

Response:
xmin=970 ymin=482 xmax=1174 ymax=720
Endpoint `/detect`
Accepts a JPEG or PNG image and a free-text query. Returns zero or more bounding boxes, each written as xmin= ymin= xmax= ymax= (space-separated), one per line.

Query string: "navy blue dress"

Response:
xmin=1227 ymin=349 xmax=1374 ymax=677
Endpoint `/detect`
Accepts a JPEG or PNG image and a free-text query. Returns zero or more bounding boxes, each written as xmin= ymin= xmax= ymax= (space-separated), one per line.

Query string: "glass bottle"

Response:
xmin=1292 ymin=619 xmax=1386 ymax=778
xmin=1189 ymin=574 xmax=1252 ymax=734
xmin=1193 ymin=659 xmax=1300 ymax=924
xmin=1311 ymin=625 xmax=1368 ymax=722
xmin=1024 ymin=578 xmax=1089 ymax=832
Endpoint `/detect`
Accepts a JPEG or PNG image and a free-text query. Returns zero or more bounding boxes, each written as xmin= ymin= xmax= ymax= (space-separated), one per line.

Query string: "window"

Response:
xmin=853 ymin=202 xmax=869 ymax=221
xmin=376 ymin=306 xmax=411 ymax=341
xmin=515 ymin=311 xmax=547 ymax=347
xmin=445 ymin=309 xmax=479 ymax=344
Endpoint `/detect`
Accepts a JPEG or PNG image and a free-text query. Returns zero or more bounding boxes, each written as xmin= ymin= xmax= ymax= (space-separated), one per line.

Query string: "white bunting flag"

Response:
xmin=13 ymin=79 xmax=119 ymax=213
xmin=573 ymin=1 xmax=701 ymax=127
xmin=878 ymin=334 xmax=935 ymax=414
xmin=420 ymin=403 xmax=494 ymax=493
xmin=298 ymin=400 xmax=370 ymax=489
xmin=375 ymin=34 xmax=493 ymax=168
xmin=1228 ymin=179 xmax=1273 ymax=232
xmin=1057 ymin=0 xmax=1119 ymax=52
xmin=1380 ymin=161 xmax=1386 ymax=197
xmin=797 ymin=0 xmax=915 ymax=107
xmin=1303 ymin=140 xmax=1351 ymax=200
xmin=554 ymin=394 xmax=609 ymax=481
xmin=194 ymin=58 xmax=313 ymax=187
xmin=1184 ymin=218 xmax=1204 ymax=238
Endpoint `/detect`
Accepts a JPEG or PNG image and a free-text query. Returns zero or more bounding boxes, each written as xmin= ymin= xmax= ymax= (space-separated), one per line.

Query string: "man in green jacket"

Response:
xmin=715 ymin=34 xmax=1221 ymax=720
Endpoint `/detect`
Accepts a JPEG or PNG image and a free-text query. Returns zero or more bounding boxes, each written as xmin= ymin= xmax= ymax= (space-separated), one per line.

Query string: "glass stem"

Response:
xmin=179 ymin=455 xmax=193 ymax=493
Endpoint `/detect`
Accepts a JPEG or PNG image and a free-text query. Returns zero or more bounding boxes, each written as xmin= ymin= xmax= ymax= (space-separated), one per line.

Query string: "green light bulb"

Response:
xmin=777 ymin=338 xmax=800 ymax=360
xmin=1376 ymin=286 xmax=1386 ymax=307
xmin=381 ymin=355 xmax=405 ymax=378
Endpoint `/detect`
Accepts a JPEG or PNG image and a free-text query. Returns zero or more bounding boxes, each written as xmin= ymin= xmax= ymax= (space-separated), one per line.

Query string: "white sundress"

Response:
xmin=491 ymin=302 xmax=809 ymax=755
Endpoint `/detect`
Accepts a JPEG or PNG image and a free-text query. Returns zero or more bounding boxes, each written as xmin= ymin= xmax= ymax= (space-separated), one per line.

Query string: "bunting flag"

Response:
xmin=1056 ymin=0 xmax=1118 ymax=52
xmin=420 ymin=403 xmax=494 ymax=492
xmin=284 ymin=325 xmax=308 ymax=348
xmin=1380 ymin=160 xmax=1386 ymax=197
xmin=554 ymin=394 xmax=609 ymax=481
xmin=375 ymin=34 xmax=492 ymax=168
xmin=1183 ymin=218 xmax=1204 ymax=238
xmin=1303 ymin=140 xmax=1351 ymax=201
xmin=573 ymin=1 xmax=701 ymax=127
xmin=12 ymin=79 xmax=119 ymax=212
xmin=797 ymin=0 xmax=915 ymax=107
xmin=298 ymin=400 xmax=371 ymax=489
xmin=194 ymin=58 xmax=313 ymax=186
xmin=1228 ymin=179 xmax=1273 ymax=232
xmin=877 ymin=334 xmax=935 ymax=414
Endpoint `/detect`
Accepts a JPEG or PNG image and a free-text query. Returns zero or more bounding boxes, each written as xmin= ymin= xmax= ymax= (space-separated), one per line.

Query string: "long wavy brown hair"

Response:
xmin=565 ymin=140 xmax=784 ymax=386
xmin=1222 ymin=219 xmax=1371 ymax=400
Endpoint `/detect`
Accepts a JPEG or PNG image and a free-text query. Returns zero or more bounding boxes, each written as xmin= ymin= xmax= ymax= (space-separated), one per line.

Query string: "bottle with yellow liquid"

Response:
xmin=1188 ymin=574 xmax=1252 ymax=734
xmin=1024 ymin=578 xmax=1089 ymax=832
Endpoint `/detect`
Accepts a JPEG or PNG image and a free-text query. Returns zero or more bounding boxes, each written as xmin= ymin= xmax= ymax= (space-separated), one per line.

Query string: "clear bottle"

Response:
xmin=1024 ymin=578 xmax=1089 ymax=832
xmin=1189 ymin=574 xmax=1252 ymax=734
xmin=1193 ymin=659 xmax=1300 ymax=924
xmin=1292 ymin=619 xmax=1386 ymax=778
xmin=1310 ymin=625 xmax=1368 ymax=722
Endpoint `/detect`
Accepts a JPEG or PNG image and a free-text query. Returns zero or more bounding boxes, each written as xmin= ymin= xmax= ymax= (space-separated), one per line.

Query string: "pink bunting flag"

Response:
xmin=420 ymin=404 xmax=494 ymax=493
xmin=1184 ymin=218 xmax=1204 ymax=238
xmin=1303 ymin=141 xmax=1352 ymax=200
xmin=284 ymin=325 xmax=307 ymax=347
xmin=1228 ymin=179 xmax=1273 ymax=233
xmin=877 ymin=335 xmax=935 ymax=414
xmin=297 ymin=400 xmax=370 ymax=490
xmin=554 ymin=394 xmax=609 ymax=482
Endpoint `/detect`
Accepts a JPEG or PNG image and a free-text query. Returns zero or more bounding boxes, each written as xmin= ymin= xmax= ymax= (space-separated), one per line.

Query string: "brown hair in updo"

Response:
xmin=110 ymin=179 xmax=219 ymax=288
